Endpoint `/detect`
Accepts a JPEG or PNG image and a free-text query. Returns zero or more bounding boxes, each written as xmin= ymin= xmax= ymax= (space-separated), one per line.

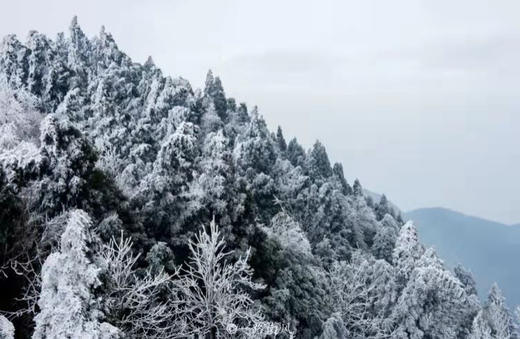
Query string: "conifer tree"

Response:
xmin=307 ymin=141 xmax=332 ymax=180
xmin=204 ymin=70 xmax=228 ymax=121
xmin=485 ymin=284 xmax=514 ymax=338
xmin=332 ymin=163 xmax=352 ymax=195
xmin=375 ymin=194 xmax=394 ymax=221
xmin=287 ymin=138 xmax=306 ymax=168
xmin=276 ymin=126 xmax=287 ymax=153
xmin=353 ymin=179 xmax=363 ymax=196
xmin=33 ymin=210 xmax=120 ymax=339
xmin=372 ymin=214 xmax=399 ymax=263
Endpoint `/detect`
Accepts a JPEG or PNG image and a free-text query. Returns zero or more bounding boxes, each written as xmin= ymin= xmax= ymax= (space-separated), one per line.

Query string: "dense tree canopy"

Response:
xmin=0 ymin=17 xmax=517 ymax=338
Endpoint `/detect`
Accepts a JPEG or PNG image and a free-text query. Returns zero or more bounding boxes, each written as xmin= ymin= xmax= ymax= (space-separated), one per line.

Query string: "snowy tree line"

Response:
xmin=0 ymin=17 xmax=518 ymax=338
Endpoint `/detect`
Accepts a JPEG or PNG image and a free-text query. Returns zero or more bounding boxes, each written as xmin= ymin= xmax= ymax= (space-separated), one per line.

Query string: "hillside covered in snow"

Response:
xmin=0 ymin=17 xmax=517 ymax=338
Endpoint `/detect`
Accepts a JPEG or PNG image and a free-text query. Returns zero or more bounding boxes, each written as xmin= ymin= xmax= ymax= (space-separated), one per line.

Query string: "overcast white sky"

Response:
xmin=1 ymin=0 xmax=519 ymax=223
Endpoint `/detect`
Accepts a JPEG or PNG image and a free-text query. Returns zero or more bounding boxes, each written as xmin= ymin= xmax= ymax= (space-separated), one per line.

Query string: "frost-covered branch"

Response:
xmin=174 ymin=219 xmax=281 ymax=338
xmin=327 ymin=253 xmax=392 ymax=339
xmin=101 ymin=233 xmax=186 ymax=338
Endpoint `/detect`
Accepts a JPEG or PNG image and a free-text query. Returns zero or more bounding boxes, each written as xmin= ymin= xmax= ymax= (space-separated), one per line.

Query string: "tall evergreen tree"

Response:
xmin=352 ymin=178 xmax=363 ymax=196
xmin=375 ymin=194 xmax=395 ymax=221
xmin=287 ymin=138 xmax=306 ymax=168
xmin=276 ymin=126 xmax=287 ymax=153
xmin=307 ymin=141 xmax=332 ymax=180
xmin=372 ymin=214 xmax=399 ymax=263
xmin=33 ymin=210 xmax=120 ymax=339
xmin=332 ymin=163 xmax=352 ymax=195
xmin=204 ymin=70 xmax=227 ymax=121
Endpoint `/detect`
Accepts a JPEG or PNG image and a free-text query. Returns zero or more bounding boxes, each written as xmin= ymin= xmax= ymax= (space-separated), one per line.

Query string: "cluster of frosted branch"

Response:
xmin=100 ymin=233 xmax=186 ymax=338
xmin=101 ymin=224 xmax=285 ymax=338
xmin=12 ymin=219 xmax=285 ymax=339
xmin=173 ymin=219 xmax=281 ymax=338
xmin=328 ymin=255 xmax=388 ymax=339
xmin=0 ymin=250 xmax=43 ymax=319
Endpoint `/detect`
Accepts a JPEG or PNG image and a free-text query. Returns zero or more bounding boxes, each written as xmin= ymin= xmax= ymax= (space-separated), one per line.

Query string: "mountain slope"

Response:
xmin=407 ymin=207 xmax=520 ymax=306
xmin=0 ymin=17 xmax=512 ymax=338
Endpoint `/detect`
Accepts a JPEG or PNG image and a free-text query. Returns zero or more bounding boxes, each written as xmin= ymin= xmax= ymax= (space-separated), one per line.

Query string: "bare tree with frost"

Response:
xmin=100 ymin=234 xmax=187 ymax=338
xmin=174 ymin=219 xmax=282 ymax=338
xmin=327 ymin=252 xmax=394 ymax=339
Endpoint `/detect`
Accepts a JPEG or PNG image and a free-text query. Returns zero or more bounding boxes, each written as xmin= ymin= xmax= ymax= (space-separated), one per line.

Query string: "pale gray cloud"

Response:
xmin=1 ymin=0 xmax=519 ymax=223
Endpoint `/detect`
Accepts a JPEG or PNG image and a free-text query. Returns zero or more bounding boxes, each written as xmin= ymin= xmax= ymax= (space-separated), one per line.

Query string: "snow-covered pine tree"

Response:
xmin=470 ymin=310 xmax=494 ymax=339
xmin=391 ymin=247 xmax=479 ymax=338
xmin=331 ymin=162 xmax=352 ymax=196
xmin=33 ymin=210 xmax=120 ymax=339
xmin=372 ymin=214 xmax=399 ymax=263
xmin=276 ymin=126 xmax=287 ymax=154
xmin=469 ymin=283 xmax=516 ymax=339
xmin=454 ymin=265 xmax=479 ymax=296
xmin=306 ymin=141 xmax=332 ymax=181
xmin=286 ymin=137 xmax=306 ymax=168
xmin=393 ymin=221 xmax=425 ymax=287
xmin=375 ymin=194 xmax=395 ymax=221
xmin=204 ymin=70 xmax=228 ymax=122
xmin=199 ymin=130 xmax=232 ymax=210
xmin=485 ymin=284 xmax=515 ymax=339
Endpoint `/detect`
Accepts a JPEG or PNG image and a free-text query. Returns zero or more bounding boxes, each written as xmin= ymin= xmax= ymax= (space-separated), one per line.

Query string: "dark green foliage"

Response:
xmin=375 ymin=194 xmax=395 ymax=221
xmin=352 ymin=178 xmax=363 ymax=196
xmin=307 ymin=141 xmax=332 ymax=180
xmin=332 ymin=163 xmax=351 ymax=196
xmin=372 ymin=214 xmax=399 ymax=263
xmin=287 ymin=138 xmax=306 ymax=168
xmin=262 ymin=249 xmax=330 ymax=339
xmin=276 ymin=126 xmax=287 ymax=153
xmin=204 ymin=70 xmax=228 ymax=121
xmin=454 ymin=265 xmax=478 ymax=296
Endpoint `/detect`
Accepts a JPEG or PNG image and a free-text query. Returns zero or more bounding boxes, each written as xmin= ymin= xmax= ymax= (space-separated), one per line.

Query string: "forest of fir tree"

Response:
xmin=0 ymin=17 xmax=518 ymax=339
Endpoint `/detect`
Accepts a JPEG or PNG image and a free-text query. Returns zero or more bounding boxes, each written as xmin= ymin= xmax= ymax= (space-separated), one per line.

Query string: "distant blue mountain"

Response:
xmin=407 ymin=207 xmax=520 ymax=307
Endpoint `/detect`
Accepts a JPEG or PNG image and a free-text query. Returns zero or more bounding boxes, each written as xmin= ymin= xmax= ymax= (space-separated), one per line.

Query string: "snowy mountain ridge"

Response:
xmin=0 ymin=17 xmax=517 ymax=338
